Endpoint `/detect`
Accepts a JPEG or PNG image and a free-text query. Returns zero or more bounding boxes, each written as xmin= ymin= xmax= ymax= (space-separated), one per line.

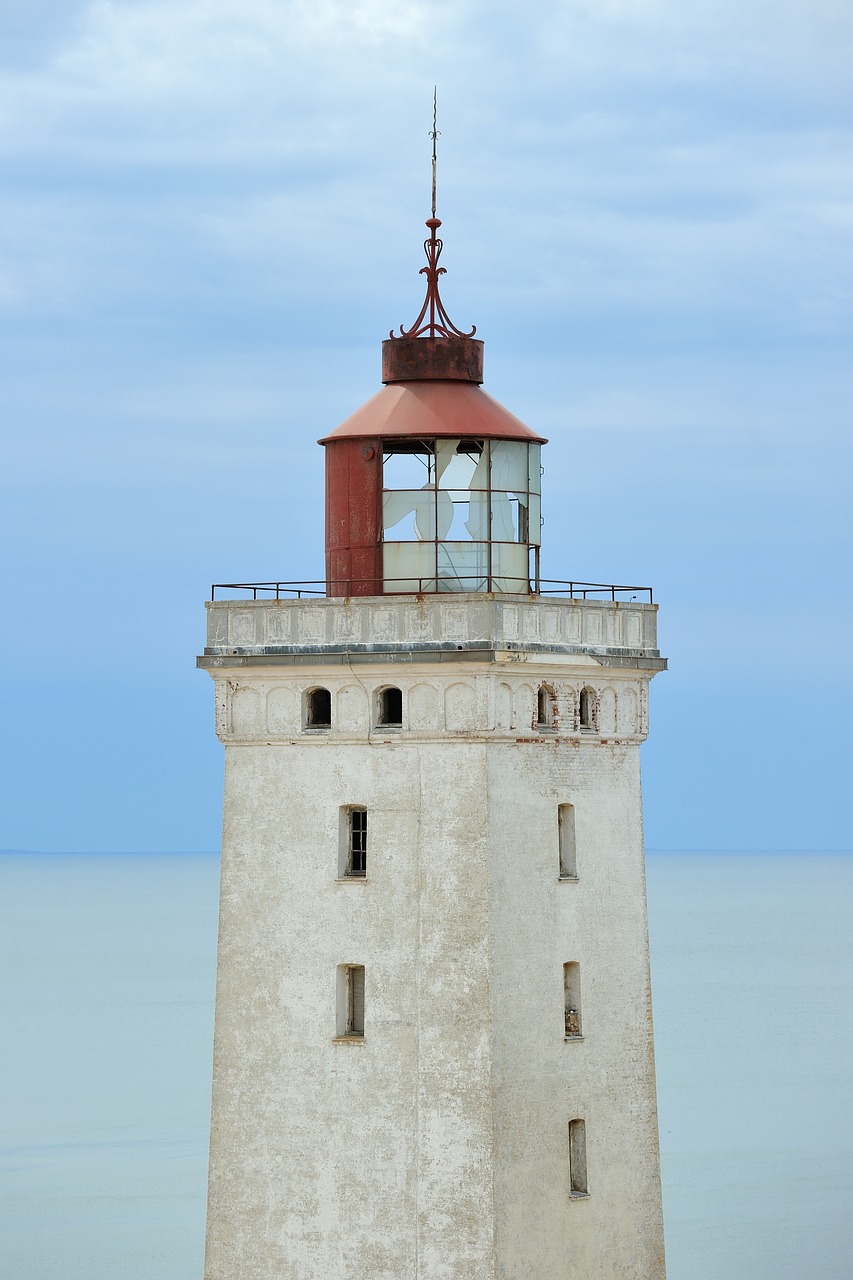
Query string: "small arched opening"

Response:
xmin=305 ymin=687 xmax=331 ymax=729
xmin=537 ymin=684 xmax=556 ymax=731
xmin=579 ymin=687 xmax=596 ymax=731
xmin=377 ymin=686 xmax=403 ymax=727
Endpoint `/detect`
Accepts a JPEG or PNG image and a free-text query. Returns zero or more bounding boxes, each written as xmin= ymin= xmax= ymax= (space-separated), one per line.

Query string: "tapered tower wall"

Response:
xmin=486 ymin=741 xmax=665 ymax=1278
xmin=200 ymin=595 xmax=666 ymax=1280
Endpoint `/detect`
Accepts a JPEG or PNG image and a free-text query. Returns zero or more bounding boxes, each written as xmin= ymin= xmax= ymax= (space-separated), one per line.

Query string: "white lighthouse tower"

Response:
xmin=198 ymin=178 xmax=668 ymax=1279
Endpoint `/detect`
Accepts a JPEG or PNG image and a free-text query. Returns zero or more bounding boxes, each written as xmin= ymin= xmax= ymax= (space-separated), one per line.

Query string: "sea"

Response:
xmin=0 ymin=850 xmax=850 ymax=1280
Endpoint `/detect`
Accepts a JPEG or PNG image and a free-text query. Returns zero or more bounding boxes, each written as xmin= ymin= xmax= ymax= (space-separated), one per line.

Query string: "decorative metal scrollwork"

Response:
xmin=391 ymin=217 xmax=476 ymax=341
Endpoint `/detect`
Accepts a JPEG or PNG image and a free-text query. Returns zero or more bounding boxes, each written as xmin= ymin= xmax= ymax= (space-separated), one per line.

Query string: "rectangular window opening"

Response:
xmin=349 ymin=808 xmax=367 ymax=876
xmin=347 ymin=965 xmax=365 ymax=1037
xmin=563 ymin=962 xmax=582 ymax=1038
xmin=337 ymin=964 xmax=365 ymax=1038
xmin=569 ymin=1119 xmax=588 ymax=1196
xmin=537 ymin=685 xmax=555 ymax=731
xmin=558 ymin=803 xmax=577 ymax=878
xmin=339 ymin=807 xmax=368 ymax=878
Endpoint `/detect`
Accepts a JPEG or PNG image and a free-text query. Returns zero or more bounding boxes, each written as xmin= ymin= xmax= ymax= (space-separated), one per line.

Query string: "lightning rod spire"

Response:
xmin=391 ymin=90 xmax=476 ymax=341
xmin=430 ymin=86 xmax=439 ymax=219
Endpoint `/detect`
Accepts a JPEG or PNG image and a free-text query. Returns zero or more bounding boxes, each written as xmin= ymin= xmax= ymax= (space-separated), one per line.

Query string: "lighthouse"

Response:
xmin=198 ymin=168 xmax=668 ymax=1279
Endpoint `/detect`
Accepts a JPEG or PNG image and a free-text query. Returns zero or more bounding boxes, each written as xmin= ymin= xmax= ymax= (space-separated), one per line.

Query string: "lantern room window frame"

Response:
xmin=380 ymin=436 xmax=541 ymax=595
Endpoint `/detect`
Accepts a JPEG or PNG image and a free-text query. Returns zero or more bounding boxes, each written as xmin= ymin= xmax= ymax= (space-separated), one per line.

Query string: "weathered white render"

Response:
xmin=199 ymin=594 xmax=667 ymax=1279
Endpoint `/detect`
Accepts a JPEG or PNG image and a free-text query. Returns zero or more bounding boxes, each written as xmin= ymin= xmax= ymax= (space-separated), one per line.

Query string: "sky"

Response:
xmin=1 ymin=0 xmax=851 ymax=853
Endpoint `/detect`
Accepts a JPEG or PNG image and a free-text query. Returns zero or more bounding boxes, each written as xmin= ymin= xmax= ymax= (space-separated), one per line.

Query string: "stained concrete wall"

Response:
xmin=202 ymin=602 xmax=666 ymax=1280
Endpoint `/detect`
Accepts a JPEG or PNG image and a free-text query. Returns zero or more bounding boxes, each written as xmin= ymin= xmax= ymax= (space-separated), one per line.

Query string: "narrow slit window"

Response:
xmin=306 ymin=687 xmax=331 ymax=729
xmin=348 ymin=808 xmax=363 ymax=880
xmin=347 ymin=965 xmax=365 ymax=1036
xmin=569 ymin=1119 xmax=588 ymax=1196
xmin=579 ymin=687 xmax=595 ymax=731
xmin=336 ymin=963 xmax=365 ymax=1038
xmin=558 ymin=804 xmax=577 ymax=879
xmin=339 ymin=807 xmax=367 ymax=877
xmin=378 ymin=686 xmax=403 ymax=727
xmin=563 ymin=963 xmax=582 ymax=1038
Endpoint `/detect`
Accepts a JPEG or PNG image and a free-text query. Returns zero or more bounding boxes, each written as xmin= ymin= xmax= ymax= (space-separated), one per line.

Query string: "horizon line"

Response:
xmin=2 ymin=847 xmax=852 ymax=857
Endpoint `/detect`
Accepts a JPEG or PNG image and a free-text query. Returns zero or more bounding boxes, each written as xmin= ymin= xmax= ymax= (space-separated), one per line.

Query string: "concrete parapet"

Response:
xmin=201 ymin=594 xmax=663 ymax=666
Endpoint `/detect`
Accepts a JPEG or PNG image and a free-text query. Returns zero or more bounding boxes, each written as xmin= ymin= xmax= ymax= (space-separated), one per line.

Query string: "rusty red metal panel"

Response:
xmin=382 ymin=336 xmax=483 ymax=384
xmin=325 ymin=438 xmax=381 ymax=596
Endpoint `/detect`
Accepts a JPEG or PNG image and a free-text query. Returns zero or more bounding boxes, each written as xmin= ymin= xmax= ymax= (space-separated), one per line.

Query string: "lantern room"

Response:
xmin=320 ymin=214 xmax=547 ymax=597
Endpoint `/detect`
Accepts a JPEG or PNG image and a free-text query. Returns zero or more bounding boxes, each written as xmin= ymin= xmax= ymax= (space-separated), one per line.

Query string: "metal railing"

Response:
xmin=211 ymin=581 xmax=327 ymax=600
xmin=539 ymin=580 xmax=653 ymax=603
xmin=210 ymin=579 xmax=653 ymax=603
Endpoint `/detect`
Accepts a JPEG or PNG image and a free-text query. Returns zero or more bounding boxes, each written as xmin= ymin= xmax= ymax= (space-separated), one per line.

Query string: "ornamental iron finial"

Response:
xmin=391 ymin=90 xmax=476 ymax=342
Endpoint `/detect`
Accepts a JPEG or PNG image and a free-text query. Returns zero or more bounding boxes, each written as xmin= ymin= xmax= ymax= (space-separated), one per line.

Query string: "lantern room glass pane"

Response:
xmin=492 ymin=542 xmax=529 ymax=592
xmin=383 ymin=541 xmax=436 ymax=592
xmin=491 ymin=492 xmax=518 ymax=542
xmin=528 ymin=444 xmax=542 ymax=495
xmin=528 ymin=492 xmax=541 ymax=546
xmin=437 ymin=542 xmax=489 ymax=592
xmin=490 ymin=440 xmax=529 ymax=491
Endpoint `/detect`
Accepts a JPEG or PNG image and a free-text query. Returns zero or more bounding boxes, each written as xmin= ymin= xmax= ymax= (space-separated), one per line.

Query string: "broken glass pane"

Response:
xmin=383 ymin=442 xmax=434 ymax=489
xmin=437 ymin=438 xmax=485 ymax=489
xmin=383 ymin=490 xmax=437 ymax=540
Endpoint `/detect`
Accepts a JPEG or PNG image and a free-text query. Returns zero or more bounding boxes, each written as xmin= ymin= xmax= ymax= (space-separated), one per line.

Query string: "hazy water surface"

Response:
xmin=1 ymin=850 xmax=850 ymax=1279
xmin=648 ymin=851 xmax=853 ymax=1280
xmin=0 ymin=854 xmax=219 ymax=1280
